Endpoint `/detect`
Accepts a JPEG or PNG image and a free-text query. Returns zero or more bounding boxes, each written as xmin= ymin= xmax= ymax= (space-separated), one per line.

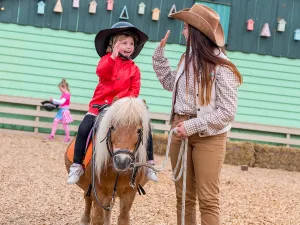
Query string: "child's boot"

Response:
xmin=146 ymin=168 xmax=158 ymax=183
xmin=67 ymin=163 xmax=84 ymax=184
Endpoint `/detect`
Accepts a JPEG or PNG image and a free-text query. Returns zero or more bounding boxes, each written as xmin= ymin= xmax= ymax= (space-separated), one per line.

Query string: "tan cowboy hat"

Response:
xmin=169 ymin=4 xmax=225 ymax=47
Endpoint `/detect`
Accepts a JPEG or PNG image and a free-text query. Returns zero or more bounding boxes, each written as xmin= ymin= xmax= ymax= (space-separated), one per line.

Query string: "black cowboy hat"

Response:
xmin=41 ymin=101 xmax=59 ymax=112
xmin=95 ymin=22 xmax=148 ymax=59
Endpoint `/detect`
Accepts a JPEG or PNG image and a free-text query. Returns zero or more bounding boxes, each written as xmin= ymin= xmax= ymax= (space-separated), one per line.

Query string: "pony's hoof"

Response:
xmin=80 ymin=219 xmax=90 ymax=225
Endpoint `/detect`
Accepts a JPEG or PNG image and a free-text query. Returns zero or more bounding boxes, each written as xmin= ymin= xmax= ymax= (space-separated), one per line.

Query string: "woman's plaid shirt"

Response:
xmin=152 ymin=45 xmax=240 ymax=136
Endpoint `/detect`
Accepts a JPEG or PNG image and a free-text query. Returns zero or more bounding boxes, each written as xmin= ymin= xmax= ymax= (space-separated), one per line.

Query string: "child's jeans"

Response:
xmin=73 ymin=114 xmax=96 ymax=164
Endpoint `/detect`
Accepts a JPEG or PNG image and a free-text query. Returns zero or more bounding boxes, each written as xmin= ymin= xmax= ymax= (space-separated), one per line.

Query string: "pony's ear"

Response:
xmin=112 ymin=96 xmax=119 ymax=103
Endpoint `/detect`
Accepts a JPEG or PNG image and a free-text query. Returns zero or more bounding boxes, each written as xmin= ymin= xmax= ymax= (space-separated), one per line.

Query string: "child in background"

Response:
xmin=46 ymin=78 xmax=73 ymax=143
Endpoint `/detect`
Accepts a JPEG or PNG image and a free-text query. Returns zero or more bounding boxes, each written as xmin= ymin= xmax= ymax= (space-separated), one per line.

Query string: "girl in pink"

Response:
xmin=46 ymin=78 xmax=73 ymax=142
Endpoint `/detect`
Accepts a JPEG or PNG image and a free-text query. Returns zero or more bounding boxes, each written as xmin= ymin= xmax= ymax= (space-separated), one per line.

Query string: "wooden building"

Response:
xmin=0 ymin=0 xmax=300 ymax=145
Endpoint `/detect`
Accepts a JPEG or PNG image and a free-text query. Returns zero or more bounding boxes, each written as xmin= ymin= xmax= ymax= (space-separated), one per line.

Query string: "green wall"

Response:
xmin=0 ymin=0 xmax=193 ymax=45
xmin=1 ymin=22 xmax=300 ymax=129
xmin=227 ymin=0 xmax=300 ymax=59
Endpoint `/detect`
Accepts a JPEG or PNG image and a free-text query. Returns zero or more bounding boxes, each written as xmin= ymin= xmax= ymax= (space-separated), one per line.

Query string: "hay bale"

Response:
xmin=254 ymin=144 xmax=300 ymax=171
xmin=153 ymin=134 xmax=300 ymax=172
xmin=153 ymin=135 xmax=256 ymax=168
xmin=153 ymin=133 xmax=169 ymax=155
xmin=224 ymin=141 xmax=255 ymax=167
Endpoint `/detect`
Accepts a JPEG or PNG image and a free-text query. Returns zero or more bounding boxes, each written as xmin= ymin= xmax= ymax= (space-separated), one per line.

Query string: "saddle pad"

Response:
xmin=66 ymin=137 xmax=93 ymax=168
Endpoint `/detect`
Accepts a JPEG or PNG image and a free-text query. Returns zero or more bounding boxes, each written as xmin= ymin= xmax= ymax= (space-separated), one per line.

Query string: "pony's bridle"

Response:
xmin=105 ymin=125 xmax=144 ymax=190
xmin=90 ymin=114 xmax=145 ymax=212
xmin=104 ymin=125 xmax=144 ymax=163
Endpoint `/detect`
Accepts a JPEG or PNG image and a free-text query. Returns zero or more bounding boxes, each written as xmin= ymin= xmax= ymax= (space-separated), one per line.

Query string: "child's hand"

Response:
xmin=111 ymin=41 xmax=120 ymax=59
xmin=160 ymin=30 xmax=170 ymax=48
xmin=50 ymin=97 xmax=53 ymax=102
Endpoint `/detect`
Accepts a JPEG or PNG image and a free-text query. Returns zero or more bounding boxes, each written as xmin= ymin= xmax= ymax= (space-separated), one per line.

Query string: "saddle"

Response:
xmin=66 ymin=104 xmax=109 ymax=168
xmin=66 ymin=138 xmax=93 ymax=168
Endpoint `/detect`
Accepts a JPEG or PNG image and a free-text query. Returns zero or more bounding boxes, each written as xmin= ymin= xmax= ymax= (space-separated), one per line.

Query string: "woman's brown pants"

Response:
xmin=170 ymin=114 xmax=227 ymax=225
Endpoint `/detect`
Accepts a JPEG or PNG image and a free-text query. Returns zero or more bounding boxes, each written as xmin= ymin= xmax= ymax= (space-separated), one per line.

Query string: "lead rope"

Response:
xmin=132 ymin=128 xmax=188 ymax=225
xmin=169 ymin=129 xmax=188 ymax=225
xmin=91 ymin=113 xmax=115 ymax=211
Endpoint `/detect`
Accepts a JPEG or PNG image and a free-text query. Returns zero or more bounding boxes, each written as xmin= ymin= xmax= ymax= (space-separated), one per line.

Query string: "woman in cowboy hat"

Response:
xmin=153 ymin=4 xmax=242 ymax=225
xmin=67 ymin=22 xmax=158 ymax=184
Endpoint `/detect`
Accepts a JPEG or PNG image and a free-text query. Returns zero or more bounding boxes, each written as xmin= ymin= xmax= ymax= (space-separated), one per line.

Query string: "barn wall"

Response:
xmin=1 ymin=22 xmax=300 ymax=129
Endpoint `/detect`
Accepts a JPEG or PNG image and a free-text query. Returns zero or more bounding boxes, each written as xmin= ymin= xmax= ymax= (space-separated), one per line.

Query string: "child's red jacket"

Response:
xmin=88 ymin=53 xmax=141 ymax=115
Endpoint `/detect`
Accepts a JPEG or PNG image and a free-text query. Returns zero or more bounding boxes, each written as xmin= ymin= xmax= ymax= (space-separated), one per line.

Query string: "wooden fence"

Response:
xmin=1 ymin=95 xmax=300 ymax=147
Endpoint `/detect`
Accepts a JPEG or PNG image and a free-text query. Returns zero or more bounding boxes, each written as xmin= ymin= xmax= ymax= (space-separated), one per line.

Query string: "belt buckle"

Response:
xmin=188 ymin=114 xmax=196 ymax=120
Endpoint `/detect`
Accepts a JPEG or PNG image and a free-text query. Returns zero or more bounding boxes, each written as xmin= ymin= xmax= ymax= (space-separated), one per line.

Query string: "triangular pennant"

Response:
xmin=120 ymin=6 xmax=129 ymax=20
xmin=54 ymin=0 xmax=63 ymax=13
xmin=168 ymin=4 xmax=176 ymax=17
xmin=260 ymin=23 xmax=271 ymax=37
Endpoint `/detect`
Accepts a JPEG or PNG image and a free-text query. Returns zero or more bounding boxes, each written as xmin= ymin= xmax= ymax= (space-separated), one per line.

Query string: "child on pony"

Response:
xmin=67 ymin=22 xmax=158 ymax=185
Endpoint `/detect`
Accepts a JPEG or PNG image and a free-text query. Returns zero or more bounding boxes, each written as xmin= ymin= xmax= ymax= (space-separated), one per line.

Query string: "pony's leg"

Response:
xmin=104 ymin=207 xmax=112 ymax=225
xmin=80 ymin=195 xmax=92 ymax=225
xmin=118 ymin=191 xmax=136 ymax=225
xmin=91 ymin=197 xmax=112 ymax=225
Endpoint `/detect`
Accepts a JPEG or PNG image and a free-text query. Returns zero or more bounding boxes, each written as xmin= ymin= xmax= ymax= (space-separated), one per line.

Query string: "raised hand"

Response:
xmin=160 ymin=30 xmax=170 ymax=48
xmin=111 ymin=41 xmax=120 ymax=59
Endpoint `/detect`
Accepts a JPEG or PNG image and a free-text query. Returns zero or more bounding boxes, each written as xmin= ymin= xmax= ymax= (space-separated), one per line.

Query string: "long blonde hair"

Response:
xmin=185 ymin=25 xmax=242 ymax=106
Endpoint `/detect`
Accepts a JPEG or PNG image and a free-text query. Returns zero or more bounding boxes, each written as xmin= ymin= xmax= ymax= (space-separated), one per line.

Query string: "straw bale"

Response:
xmin=153 ymin=133 xmax=169 ymax=155
xmin=224 ymin=141 xmax=255 ymax=167
xmin=153 ymin=135 xmax=256 ymax=167
xmin=254 ymin=143 xmax=300 ymax=171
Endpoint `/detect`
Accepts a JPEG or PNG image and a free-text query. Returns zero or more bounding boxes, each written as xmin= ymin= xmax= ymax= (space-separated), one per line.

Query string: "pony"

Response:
xmin=65 ymin=97 xmax=150 ymax=225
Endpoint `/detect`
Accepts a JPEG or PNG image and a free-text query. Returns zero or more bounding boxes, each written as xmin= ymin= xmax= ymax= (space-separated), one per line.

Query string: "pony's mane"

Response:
xmin=95 ymin=97 xmax=150 ymax=175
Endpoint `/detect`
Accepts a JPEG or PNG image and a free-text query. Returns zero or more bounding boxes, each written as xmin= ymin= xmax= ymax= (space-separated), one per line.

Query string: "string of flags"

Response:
xmin=37 ymin=0 xmax=176 ymax=21
xmin=246 ymin=18 xmax=300 ymax=41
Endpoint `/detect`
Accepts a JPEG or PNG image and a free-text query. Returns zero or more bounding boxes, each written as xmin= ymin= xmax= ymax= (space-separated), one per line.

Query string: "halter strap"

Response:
xmin=101 ymin=126 xmax=144 ymax=159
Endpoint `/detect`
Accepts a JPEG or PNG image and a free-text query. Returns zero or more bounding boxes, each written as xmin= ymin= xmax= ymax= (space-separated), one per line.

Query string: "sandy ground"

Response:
xmin=1 ymin=132 xmax=300 ymax=225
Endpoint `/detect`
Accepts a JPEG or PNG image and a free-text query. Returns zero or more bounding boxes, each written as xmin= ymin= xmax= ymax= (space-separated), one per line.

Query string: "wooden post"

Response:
xmin=286 ymin=133 xmax=290 ymax=147
xmin=35 ymin=105 xmax=40 ymax=134
xmin=164 ymin=120 xmax=169 ymax=135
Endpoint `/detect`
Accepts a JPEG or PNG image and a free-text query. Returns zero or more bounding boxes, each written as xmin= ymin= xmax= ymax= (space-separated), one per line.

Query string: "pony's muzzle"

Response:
xmin=113 ymin=153 xmax=133 ymax=172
